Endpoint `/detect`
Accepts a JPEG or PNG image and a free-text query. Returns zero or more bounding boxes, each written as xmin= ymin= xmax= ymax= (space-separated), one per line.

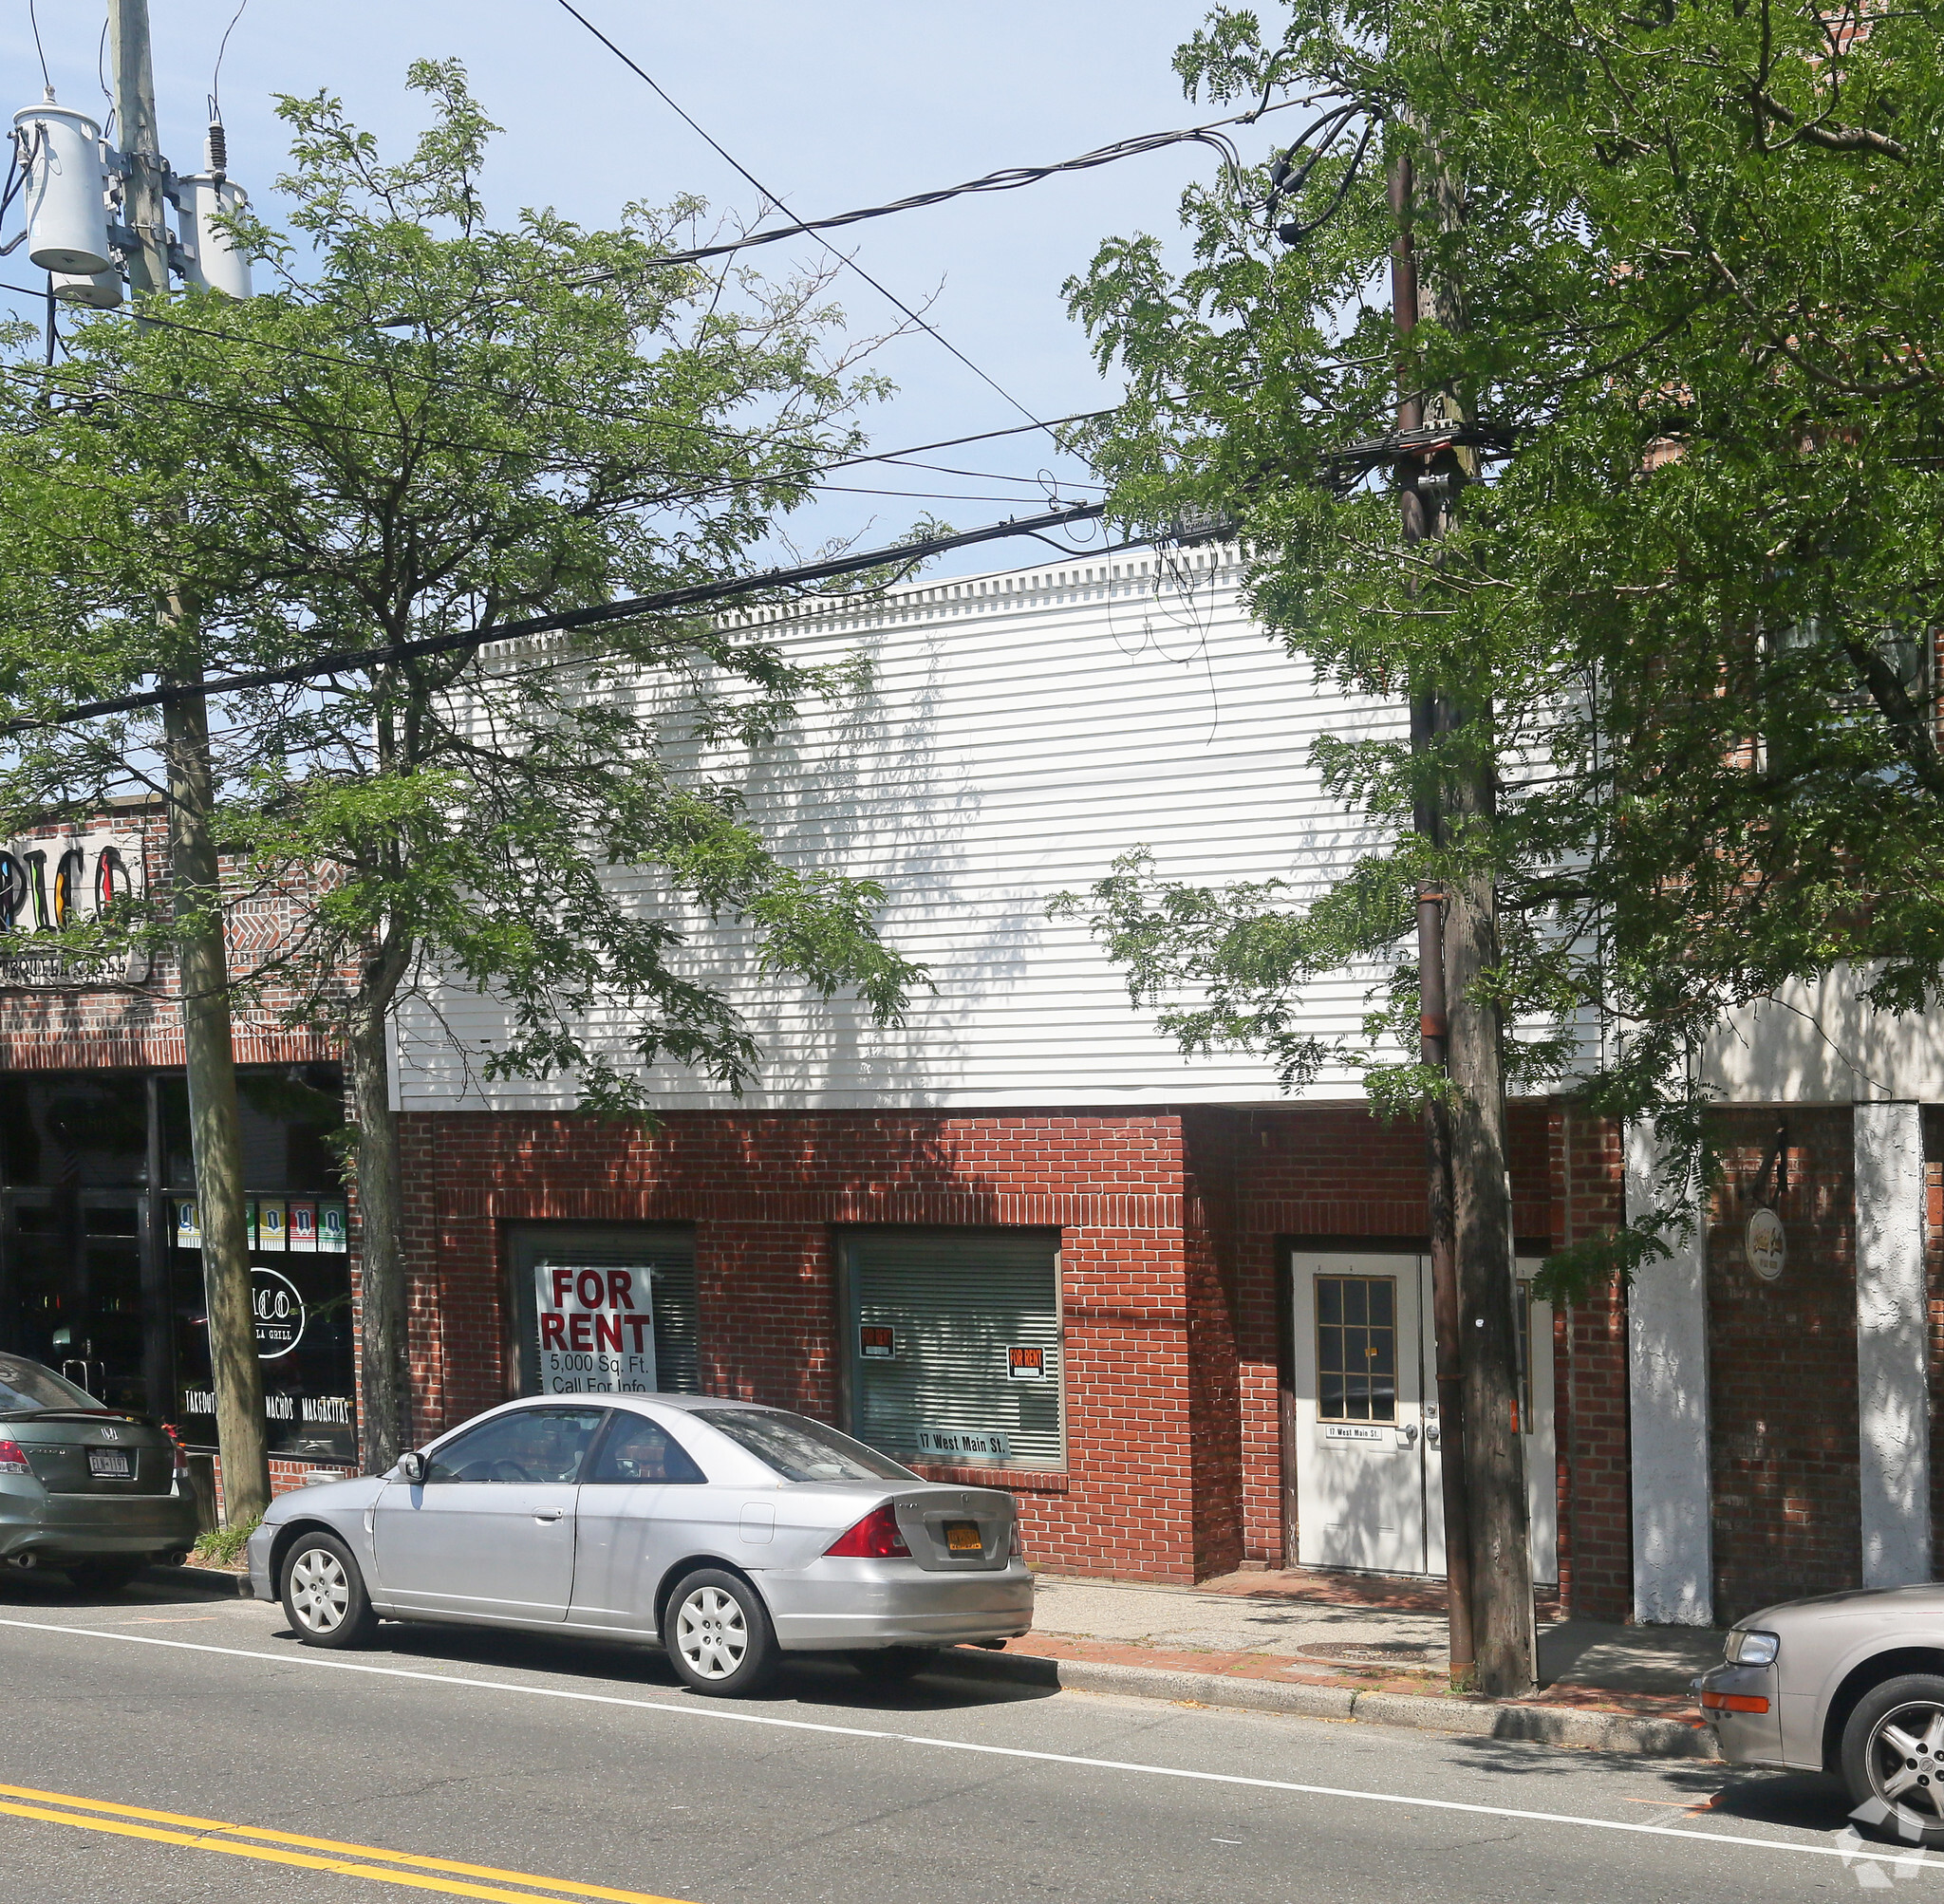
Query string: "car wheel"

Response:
xmin=65 ymin=1558 xmax=144 ymax=1594
xmin=280 ymin=1531 xmax=380 ymax=1649
xmin=1842 ymin=1673 xmax=1944 ymax=1844
xmin=662 ymin=1569 xmax=778 ymax=1697
xmin=850 ymin=1645 xmax=937 ymax=1683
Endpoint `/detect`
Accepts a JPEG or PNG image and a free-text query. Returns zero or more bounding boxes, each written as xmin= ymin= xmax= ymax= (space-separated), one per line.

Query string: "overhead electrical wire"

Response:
xmin=0 ymin=276 xmax=1108 ymax=499
xmin=0 ymin=502 xmax=1128 ymax=734
xmin=570 ymin=102 xmax=1301 ymax=277
xmin=550 ymin=0 xmax=1061 ymax=446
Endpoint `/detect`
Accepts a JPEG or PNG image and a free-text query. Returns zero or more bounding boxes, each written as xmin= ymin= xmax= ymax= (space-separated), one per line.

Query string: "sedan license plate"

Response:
xmin=944 ymin=1521 xmax=983 ymax=1555
xmin=87 ymin=1449 xmax=131 ymax=1480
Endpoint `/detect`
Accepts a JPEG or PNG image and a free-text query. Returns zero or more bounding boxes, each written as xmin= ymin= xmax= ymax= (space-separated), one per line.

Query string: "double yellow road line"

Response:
xmin=0 ymin=1781 xmax=700 ymax=1904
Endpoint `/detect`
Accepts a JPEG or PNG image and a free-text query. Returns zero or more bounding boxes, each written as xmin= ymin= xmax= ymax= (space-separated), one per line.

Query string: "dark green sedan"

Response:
xmin=0 ymin=1355 xmax=200 ymax=1589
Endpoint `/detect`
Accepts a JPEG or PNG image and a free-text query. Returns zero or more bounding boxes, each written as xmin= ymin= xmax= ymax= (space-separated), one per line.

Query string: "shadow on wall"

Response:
xmin=1703 ymin=970 xmax=1944 ymax=1103
xmin=393 ymin=622 xmax=1030 ymax=1108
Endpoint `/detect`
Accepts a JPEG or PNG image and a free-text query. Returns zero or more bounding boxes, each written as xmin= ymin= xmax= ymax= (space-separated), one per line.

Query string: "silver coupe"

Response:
xmin=245 ymin=1394 xmax=1034 ymax=1695
xmin=1699 ymin=1583 xmax=1944 ymax=1842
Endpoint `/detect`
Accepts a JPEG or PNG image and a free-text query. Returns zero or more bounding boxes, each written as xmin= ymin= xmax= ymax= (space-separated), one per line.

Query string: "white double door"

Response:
xmin=1290 ymin=1251 xmax=1557 ymax=1585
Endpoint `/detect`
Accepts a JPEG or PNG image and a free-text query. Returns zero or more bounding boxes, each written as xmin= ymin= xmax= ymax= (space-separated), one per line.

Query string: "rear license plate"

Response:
xmin=87 ymin=1449 xmax=131 ymax=1479
xmin=944 ymin=1521 xmax=982 ymax=1555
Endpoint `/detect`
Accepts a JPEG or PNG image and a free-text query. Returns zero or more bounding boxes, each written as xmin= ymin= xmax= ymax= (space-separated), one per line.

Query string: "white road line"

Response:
xmin=0 ymin=1615 xmax=1917 ymax=1872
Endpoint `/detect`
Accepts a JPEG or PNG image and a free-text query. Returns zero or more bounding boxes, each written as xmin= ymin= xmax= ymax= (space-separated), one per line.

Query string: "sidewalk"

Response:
xmin=955 ymin=1566 xmax=1729 ymax=1757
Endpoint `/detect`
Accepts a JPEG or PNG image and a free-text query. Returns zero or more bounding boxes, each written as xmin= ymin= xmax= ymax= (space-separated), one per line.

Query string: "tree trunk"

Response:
xmin=347 ymin=985 xmax=410 ymax=1472
xmin=1444 ymin=824 xmax=1536 ymax=1697
xmin=162 ymin=682 xmax=270 ymax=1526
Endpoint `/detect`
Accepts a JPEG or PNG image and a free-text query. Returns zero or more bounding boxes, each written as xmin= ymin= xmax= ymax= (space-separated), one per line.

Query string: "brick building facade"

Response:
xmin=2 ymin=551 xmax=1937 ymax=1621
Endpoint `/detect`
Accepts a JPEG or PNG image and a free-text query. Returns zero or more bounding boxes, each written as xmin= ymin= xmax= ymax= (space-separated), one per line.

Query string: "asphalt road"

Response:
xmin=0 ymin=1571 xmax=1919 ymax=1904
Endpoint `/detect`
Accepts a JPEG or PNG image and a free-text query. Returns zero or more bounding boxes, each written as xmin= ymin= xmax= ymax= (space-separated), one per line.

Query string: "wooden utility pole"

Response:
xmin=1392 ymin=150 xmax=1476 ymax=1694
xmin=1392 ymin=146 xmax=1534 ymax=1697
xmin=110 ymin=0 xmax=271 ymax=1524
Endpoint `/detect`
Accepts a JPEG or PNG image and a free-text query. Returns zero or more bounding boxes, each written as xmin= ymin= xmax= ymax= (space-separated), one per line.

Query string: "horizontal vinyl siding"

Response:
xmin=398 ymin=549 xmax=1410 ymax=1110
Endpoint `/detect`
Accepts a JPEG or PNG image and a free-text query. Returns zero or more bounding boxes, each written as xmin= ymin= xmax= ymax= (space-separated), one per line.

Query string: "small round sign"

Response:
xmin=1746 ymin=1206 xmax=1786 ymax=1282
xmin=251 ymin=1265 xmax=307 ymax=1358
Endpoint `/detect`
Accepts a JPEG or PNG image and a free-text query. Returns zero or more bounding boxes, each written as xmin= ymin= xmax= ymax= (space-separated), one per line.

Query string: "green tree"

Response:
xmin=1062 ymin=1 xmax=1944 ymax=1675
xmin=0 ymin=64 xmax=920 ymax=1471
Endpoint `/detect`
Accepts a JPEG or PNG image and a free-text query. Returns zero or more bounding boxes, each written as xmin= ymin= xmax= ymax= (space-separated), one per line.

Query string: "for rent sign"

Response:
xmin=535 ymin=1262 xmax=658 ymax=1395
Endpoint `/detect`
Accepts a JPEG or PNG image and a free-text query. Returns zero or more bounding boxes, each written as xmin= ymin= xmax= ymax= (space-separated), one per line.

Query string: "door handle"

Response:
xmin=533 ymin=1508 xmax=565 ymax=1523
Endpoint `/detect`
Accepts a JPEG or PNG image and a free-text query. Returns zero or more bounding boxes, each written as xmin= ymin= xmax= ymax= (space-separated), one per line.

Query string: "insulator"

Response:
xmin=206 ymin=121 xmax=227 ymax=177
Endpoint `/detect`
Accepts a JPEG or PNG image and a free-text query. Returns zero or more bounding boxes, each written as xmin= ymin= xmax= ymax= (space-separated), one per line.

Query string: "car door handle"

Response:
xmin=533 ymin=1508 xmax=565 ymax=1523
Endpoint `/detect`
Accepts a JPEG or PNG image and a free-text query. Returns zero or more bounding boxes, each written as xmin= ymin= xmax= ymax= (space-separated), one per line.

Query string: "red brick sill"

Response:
xmin=911 ymin=1463 xmax=1069 ymax=1493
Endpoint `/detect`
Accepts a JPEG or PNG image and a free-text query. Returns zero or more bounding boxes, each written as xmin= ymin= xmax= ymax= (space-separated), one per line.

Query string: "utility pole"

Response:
xmin=109 ymin=0 xmax=271 ymax=1526
xmin=1392 ymin=144 xmax=1535 ymax=1698
xmin=1392 ymin=150 xmax=1476 ymax=1695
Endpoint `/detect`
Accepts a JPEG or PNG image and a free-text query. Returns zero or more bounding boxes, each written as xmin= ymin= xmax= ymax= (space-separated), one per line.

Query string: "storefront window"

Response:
xmin=0 ymin=1065 xmax=355 ymax=1461
xmin=842 ymin=1229 xmax=1064 ymax=1471
xmin=508 ymin=1225 xmax=700 ymax=1398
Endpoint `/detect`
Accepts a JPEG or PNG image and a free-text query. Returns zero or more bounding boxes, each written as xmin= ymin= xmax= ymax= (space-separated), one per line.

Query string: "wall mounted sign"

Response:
xmin=1747 ymin=1206 xmax=1786 ymax=1281
xmin=859 ymin=1325 xmax=896 ymax=1359
xmin=534 ymin=1262 xmax=658 ymax=1395
xmin=0 ymin=829 xmax=149 ymax=986
xmin=1007 ymin=1345 xmax=1045 ymax=1382
xmin=1319 ymin=1422 xmax=1387 ymax=1446
xmin=256 ymin=1200 xmax=287 ymax=1251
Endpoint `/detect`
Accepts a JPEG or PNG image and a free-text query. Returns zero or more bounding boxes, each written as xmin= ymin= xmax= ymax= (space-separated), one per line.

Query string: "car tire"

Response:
xmin=65 ymin=1558 xmax=145 ymax=1594
xmin=850 ymin=1645 xmax=937 ymax=1683
xmin=662 ymin=1568 xmax=778 ymax=1697
xmin=280 ymin=1531 xmax=380 ymax=1650
xmin=1841 ymin=1672 xmax=1944 ymax=1844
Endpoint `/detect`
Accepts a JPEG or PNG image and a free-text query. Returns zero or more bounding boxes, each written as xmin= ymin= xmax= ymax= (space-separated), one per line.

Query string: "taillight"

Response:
xmin=0 ymin=1439 xmax=31 ymax=1476
xmin=1009 ymin=1522 xmax=1022 ymax=1559
xmin=824 ymin=1503 xmax=910 ymax=1559
xmin=161 ymin=1423 xmax=188 ymax=1478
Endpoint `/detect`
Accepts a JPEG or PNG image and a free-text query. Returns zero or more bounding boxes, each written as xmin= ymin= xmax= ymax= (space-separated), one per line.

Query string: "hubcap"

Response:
xmin=288 ymin=1548 xmax=350 ymax=1633
xmin=675 ymin=1585 xmax=748 ymax=1680
xmin=1870 ymin=1702 xmax=1944 ymax=1828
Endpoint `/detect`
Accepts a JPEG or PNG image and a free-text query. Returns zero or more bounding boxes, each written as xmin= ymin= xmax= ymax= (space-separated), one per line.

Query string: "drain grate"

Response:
xmin=1299 ymin=1639 xmax=1441 ymax=1666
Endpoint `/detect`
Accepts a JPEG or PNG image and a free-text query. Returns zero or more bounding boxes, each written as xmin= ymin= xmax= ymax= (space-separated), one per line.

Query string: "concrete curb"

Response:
xmin=939 ymin=1647 xmax=1719 ymax=1759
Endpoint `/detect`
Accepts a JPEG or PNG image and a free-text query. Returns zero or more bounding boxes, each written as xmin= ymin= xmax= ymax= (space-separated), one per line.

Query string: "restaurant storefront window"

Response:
xmin=0 ymin=1065 xmax=355 ymax=1460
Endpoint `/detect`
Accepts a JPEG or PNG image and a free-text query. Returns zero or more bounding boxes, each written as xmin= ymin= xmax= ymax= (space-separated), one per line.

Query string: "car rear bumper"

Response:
xmin=0 ymin=1480 xmax=201 ymax=1560
xmin=760 ymin=1557 xmax=1035 ymax=1650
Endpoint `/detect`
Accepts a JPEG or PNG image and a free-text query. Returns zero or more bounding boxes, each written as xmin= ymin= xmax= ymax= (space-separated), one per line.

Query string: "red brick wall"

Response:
xmin=0 ymin=807 xmax=343 ymax=1071
xmin=1557 ymin=1108 xmax=1631 ymax=1621
xmin=1708 ymin=1107 xmax=1860 ymax=1624
xmin=399 ymin=1109 xmax=1212 ymax=1580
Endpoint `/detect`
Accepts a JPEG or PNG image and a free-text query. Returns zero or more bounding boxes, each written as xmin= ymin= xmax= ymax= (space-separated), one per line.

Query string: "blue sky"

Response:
xmin=6 ymin=2 xmax=1259 ymax=577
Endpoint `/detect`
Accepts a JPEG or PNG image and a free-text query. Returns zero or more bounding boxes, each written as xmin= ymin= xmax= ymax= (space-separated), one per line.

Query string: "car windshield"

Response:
xmin=0 ymin=1357 xmax=100 ymax=1413
xmin=701 ymin=1409 xmax=918 ymax=1484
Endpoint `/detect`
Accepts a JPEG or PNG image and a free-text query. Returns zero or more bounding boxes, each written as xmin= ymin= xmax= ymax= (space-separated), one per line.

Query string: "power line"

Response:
xmin=0 ymin=278 xmax=1110 ymax=500
xmin=0 ymin=502 xmax=1128 ymax=734
xmin=564 ymin=105 xmax=1294 ymax=278
xmin=550 ymin=0 xmax=1059 ymax=446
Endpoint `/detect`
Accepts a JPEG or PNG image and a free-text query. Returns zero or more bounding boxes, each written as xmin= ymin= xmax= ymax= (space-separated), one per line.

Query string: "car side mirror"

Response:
xmin=398 ymin=1450 xmax=427 ymax=1484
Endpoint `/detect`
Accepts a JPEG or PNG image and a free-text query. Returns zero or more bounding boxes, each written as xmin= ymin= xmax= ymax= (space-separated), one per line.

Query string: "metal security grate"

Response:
xmin=845 ymin=1231 xmax=1062 ymax=1470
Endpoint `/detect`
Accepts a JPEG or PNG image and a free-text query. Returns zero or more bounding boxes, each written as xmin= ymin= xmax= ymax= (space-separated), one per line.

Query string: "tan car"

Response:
xmin=1699 ymin=1585 xmax=1944 ymax=1842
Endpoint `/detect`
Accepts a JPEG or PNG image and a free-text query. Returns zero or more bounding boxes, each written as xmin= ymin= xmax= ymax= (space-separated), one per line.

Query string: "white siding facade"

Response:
xmin=396 ymin=545 xmax=1411 ymax=1112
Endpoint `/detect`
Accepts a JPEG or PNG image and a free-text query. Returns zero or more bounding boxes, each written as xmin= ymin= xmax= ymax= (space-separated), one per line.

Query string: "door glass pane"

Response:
xmin=1315 ymin=1275 xmax=1397 ymax=1423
